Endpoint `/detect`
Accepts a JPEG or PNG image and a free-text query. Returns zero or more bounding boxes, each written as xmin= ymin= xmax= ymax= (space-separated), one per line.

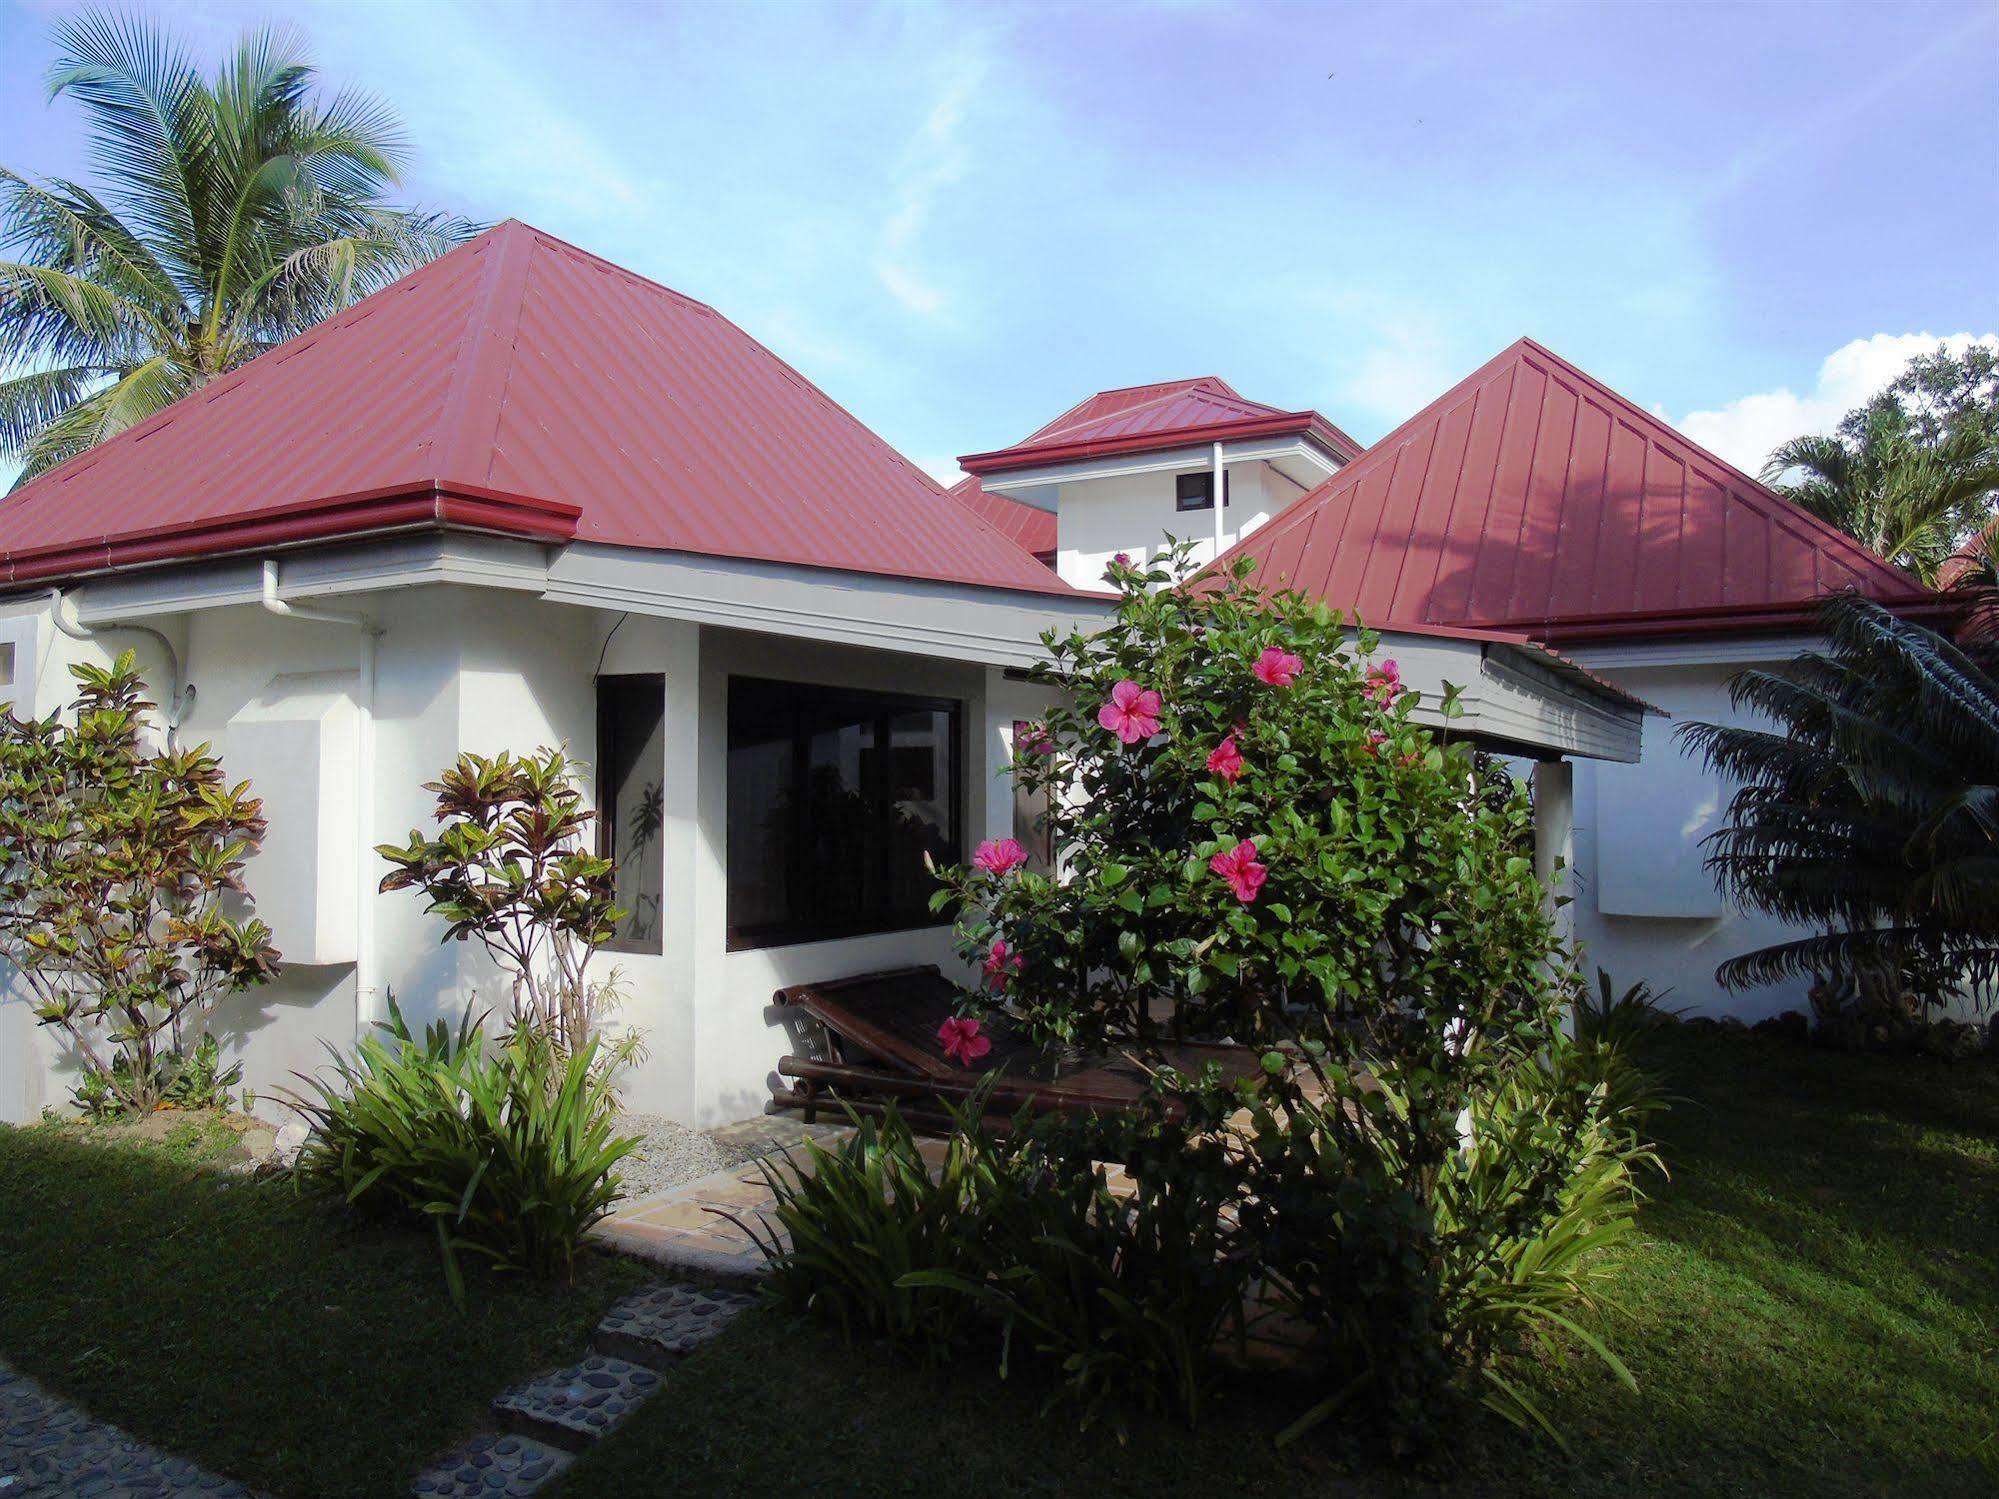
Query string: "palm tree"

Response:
xmin=0 ymin=11 xmax=476 ymax=485
xmin=1762 ymin=407 xmax=1999 ymax=586
xmin=1678 ymin=593 xmax=1999 ymax=1001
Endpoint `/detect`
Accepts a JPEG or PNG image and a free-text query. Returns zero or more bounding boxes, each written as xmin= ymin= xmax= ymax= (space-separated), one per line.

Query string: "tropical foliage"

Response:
xmin=377 ymin=748 xmax=625 ymax=1054
xmin=287 ymin=995 xmax=637 ymax=1302
xmin=1762 ymin=343 xmax=1999 ymax=585
xmin=0 ymin=10 xmax=474 ymax=481
xmin=761 ymin=548 xmax=1654 ymax=1450
xmin=0 ymin=651 xmax=278 ymax=1114
xmin=1679 ymin=592 xmax=1999 ymax=1003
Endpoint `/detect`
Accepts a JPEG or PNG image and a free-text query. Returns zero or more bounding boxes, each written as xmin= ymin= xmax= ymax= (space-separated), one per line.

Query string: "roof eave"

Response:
xmin=1504 ymin=592 xmax=1957 ymax=646
xmin=959 ymin=409 xmax=1360 ymax=476
xmin=0 ymin=481 xmax=582 ymax=588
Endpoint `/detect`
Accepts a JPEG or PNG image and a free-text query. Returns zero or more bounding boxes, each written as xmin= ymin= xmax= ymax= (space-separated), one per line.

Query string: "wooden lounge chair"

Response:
xmin=769 ymin=964 xmax=1263 ymax=1126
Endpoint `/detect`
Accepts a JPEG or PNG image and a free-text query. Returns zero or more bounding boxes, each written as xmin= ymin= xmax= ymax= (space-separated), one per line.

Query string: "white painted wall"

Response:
xmin=0 ymin=581 xmax=1065 ymax=1127
xmin=1567 ymin=655 xmax=1816 ymax=1021
xmin=1053 ymin=459 xmax=1300 ymax=590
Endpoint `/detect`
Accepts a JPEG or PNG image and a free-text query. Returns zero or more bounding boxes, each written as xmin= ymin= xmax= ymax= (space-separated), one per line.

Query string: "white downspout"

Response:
xmin=1212 ymin=440 xmax=1226 ymax=563
xmin=260 ymin=559 xmax=381 ymax=1037
xmin=47 ymin=589 xmax=191 ymax=744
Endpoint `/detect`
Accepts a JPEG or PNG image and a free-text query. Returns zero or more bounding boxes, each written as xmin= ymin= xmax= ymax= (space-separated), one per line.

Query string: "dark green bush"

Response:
xmin=287 ymin=996 xmax=636 ymax=1302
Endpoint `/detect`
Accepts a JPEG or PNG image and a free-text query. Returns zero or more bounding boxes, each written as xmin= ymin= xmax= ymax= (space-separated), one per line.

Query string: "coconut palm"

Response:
xmin=0 ymin=11 xmax=476 ymax=485
xmin=1762 ymin=408 xmax=1999 ymax=586
xmin=1679 ymin=593 xmax=1999 ymax=999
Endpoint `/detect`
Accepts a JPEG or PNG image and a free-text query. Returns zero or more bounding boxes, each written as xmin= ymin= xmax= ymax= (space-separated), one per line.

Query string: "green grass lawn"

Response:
xmin=0 ymin=1111 xmax=648 ymax=1497
xmin=1 ymin=1030 xmax=1993 ymax=1497
xmin=555 ymin=1029 xmax=1999 ymax=1498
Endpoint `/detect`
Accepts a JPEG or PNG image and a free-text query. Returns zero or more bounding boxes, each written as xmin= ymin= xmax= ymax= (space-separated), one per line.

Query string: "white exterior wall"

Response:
xmin=1054 ymin=459 xmax=1297 ymax=590
xmin=0 ymin=582 xmax=1061 ymax=1126
xmin=1567 ymin=653 xmax=1816 ymax=1021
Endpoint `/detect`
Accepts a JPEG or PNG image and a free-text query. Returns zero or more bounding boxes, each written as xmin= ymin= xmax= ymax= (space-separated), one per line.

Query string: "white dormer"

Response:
xmin=953 ymin=377 xmax=1358 ymax=591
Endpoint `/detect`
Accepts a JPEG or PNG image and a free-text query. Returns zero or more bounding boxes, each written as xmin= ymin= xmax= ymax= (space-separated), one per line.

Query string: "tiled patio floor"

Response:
xmin=591 ymin=1115 xmax=870 ymax=1283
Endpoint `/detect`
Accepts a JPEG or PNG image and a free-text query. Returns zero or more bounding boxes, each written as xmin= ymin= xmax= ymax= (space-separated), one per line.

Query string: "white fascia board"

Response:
xmin=1568 ymin=633 xmax=1819 ymax=671
xmin=543 ymin=543 xmax=1115 ymax=670
xmin=979 ymin=436 xmax=1334 ymax=497
xmin=1371 ymin=630 xmax=1644 ymax=763
xmin=49 ymin=535 xmax=553 ymax=624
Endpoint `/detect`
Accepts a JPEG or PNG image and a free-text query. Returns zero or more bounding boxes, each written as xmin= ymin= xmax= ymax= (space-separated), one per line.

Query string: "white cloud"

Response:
xmin=873 ymin=41 xmax=989 ymax=319
xmin=1670 ymin=332 xmax=1999 ymax=475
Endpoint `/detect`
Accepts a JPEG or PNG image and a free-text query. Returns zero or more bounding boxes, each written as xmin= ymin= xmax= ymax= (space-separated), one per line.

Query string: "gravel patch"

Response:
xmin=612 ymin=1114 xmax=727 ymax=1198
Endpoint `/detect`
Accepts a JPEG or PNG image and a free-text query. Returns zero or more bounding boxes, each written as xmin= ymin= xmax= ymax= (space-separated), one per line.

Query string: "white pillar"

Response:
xmin=1211 ymin=440 xmax=1226 ymax=562
xmin=1532 ymin=759 xmax=1576 ymax=948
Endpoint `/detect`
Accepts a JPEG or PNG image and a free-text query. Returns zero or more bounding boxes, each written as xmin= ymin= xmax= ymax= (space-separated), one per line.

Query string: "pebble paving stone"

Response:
xmin=592 ymin=1280 xmax=758 ymax=1370
xmin=0 ymin=1360 xmax=257 ymax=1496
xmin=408 ymin=1432 xmax=574 ymax=1497
xmin=490 ymin=1356 xmax=661 ymax=1453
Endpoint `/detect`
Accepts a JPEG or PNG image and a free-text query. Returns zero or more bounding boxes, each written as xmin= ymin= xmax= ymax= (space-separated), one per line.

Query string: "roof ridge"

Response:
xmin=1031 ymin=380 xmax=1279 ymax=443
xmin=427 ymin=223 xmax=537 ymax=490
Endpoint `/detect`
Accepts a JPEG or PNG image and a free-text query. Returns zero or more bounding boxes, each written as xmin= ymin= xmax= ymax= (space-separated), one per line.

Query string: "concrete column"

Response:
xmin=1532 ymin=758 xmax=1576 ymax=947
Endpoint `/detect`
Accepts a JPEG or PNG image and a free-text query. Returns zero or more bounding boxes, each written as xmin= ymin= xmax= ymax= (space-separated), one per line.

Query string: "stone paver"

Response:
xmin=0 ymin=1360 xmax=256 ymax=1497
xmin=593 ymin=1281 xmax=757 ymax=1371
xmin=409 ymin=1432 xmax=573 ymax=1497
xmin=491 ymin=1356 xmax=660 ymax=1453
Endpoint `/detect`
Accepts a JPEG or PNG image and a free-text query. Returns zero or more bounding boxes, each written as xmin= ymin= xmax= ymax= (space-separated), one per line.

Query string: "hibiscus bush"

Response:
xmin=908 ymin=546 xmax=1646 ymax=1448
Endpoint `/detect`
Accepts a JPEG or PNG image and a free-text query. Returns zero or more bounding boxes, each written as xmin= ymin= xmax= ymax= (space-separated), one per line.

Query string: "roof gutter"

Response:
xmin=1 ymin=482 xmax=582 ymax=590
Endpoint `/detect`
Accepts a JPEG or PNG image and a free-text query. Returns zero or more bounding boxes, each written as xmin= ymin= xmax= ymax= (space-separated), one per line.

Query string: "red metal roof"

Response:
xmin=1217 ymin=338 xmax=1936 ymax=644
xmin=945 ymin=475 xmax=1056 ymax=559
xmin=0 ymin=220 xmax=1079 ymax=597
xmin=959 ymin=376 xmax=1362 ymax=477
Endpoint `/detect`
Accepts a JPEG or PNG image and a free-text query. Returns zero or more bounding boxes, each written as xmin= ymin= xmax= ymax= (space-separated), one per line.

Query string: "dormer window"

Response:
xmin=1175 ymin=471 xmax=1231 ymax=511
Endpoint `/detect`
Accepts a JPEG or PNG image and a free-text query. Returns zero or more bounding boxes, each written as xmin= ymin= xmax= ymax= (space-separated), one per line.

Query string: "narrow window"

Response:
xmin=726 ymin=677 xmax=961 ymax=949
xmin=0 ymin=641 xmax=14 ymax=692
xmin=1175 ymin=471 xmax=1231 ymax=511
xmin=597 ymin=674 xmax=666 ymax=953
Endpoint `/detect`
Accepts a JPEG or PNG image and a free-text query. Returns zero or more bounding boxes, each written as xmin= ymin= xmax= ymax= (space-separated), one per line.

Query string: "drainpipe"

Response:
xmin=47 ymin=589 xmax=192 ymax=744
xmin=260 ymin=560 xmax=382 ymax=1035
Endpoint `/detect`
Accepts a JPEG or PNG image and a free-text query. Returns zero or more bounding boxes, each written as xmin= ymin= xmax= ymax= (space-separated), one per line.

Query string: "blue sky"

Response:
xmin=3 ymin=0 xmax=1995 ymax=481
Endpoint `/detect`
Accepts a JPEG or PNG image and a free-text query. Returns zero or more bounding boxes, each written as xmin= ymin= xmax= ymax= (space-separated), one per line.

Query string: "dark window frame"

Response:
xmin=596 ymin=673 xmax=666 ymax=955
xmin=1175 ymin=470 xmax=1231 ymax=512
xmin=726 ymin=675 xmax=964 ymax=952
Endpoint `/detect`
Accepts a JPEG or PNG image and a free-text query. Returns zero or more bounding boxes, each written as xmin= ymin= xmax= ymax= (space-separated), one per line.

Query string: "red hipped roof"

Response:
xmin=1219 ymin=338 xmax=1937 ymax=643
xmin=0 ymin=220 xmax=1078 ymax=597
xmin=959 ymin=375 xmax=1361 ymax=477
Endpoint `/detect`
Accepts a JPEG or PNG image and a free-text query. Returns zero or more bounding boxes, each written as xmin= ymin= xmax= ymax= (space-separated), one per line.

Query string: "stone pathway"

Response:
xmin=0 ymin=1359 xmax=258 ymax=1497
xmin=410 ymin=1278 xmax=755 ymax=1497
xmin=591 ymin=1116 xmax=864 ymax=1282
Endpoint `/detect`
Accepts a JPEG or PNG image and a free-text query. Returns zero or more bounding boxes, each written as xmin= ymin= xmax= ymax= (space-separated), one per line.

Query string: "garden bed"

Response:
xmin=0 ymin=1029 xmax=1992 ymax=1497
xmin=558 ymin=1027 xmax=1998 ymax=1497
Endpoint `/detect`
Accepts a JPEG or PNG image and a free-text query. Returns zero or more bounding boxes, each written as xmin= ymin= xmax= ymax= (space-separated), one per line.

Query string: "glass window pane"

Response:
xmin=727 ymin=685 xmax=797 ymax=939
xmin=600 ymin=676 xmax=665 ymax=952
xmin=726 ymin=678 xmax=960 ymax=948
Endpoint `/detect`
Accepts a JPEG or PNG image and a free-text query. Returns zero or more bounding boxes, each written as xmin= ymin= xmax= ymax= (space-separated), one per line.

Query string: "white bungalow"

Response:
xmin=9 ymin=218 xmax=1881 ymax=1126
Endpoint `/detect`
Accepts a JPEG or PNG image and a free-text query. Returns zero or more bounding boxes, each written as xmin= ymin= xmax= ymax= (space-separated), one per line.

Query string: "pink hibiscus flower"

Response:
xmin=1252 ymin=647 xmax=1303 ymax=687
xmin=1021 ymin=722 xmax=1055 ymax=756
xmin=1205 ymin=735 xmax=1246 ymax=782
xmin=1365 ymin=659 xmax=1404 ymax=704
xmin=1097 ymin=679 xmax=1163 ymax=745
xmin=982 ymin=937 xmax=1024 ymax=987
xmin=937 ymin=1015 xmax=992 ymax=1067
xmin=973 ymin=837 xmax=1029 ymax=877
xmin=1209 ymin=838 xmax=1269 ymax=903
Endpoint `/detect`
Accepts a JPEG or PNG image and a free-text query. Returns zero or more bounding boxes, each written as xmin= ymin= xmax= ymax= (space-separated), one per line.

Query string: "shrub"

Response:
xmin=0 ymin=651 xmax=278 ymax=1114
xmin=914 ymin=547 xmax=1640 ymax=1448
xmin=377 ymin=749 xmax=624 ymax=1053
xmin=751 ymin=1091 xmax=1255 ymax=1434
xmin=287 ymin=995 xmax=636 ymax=1302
